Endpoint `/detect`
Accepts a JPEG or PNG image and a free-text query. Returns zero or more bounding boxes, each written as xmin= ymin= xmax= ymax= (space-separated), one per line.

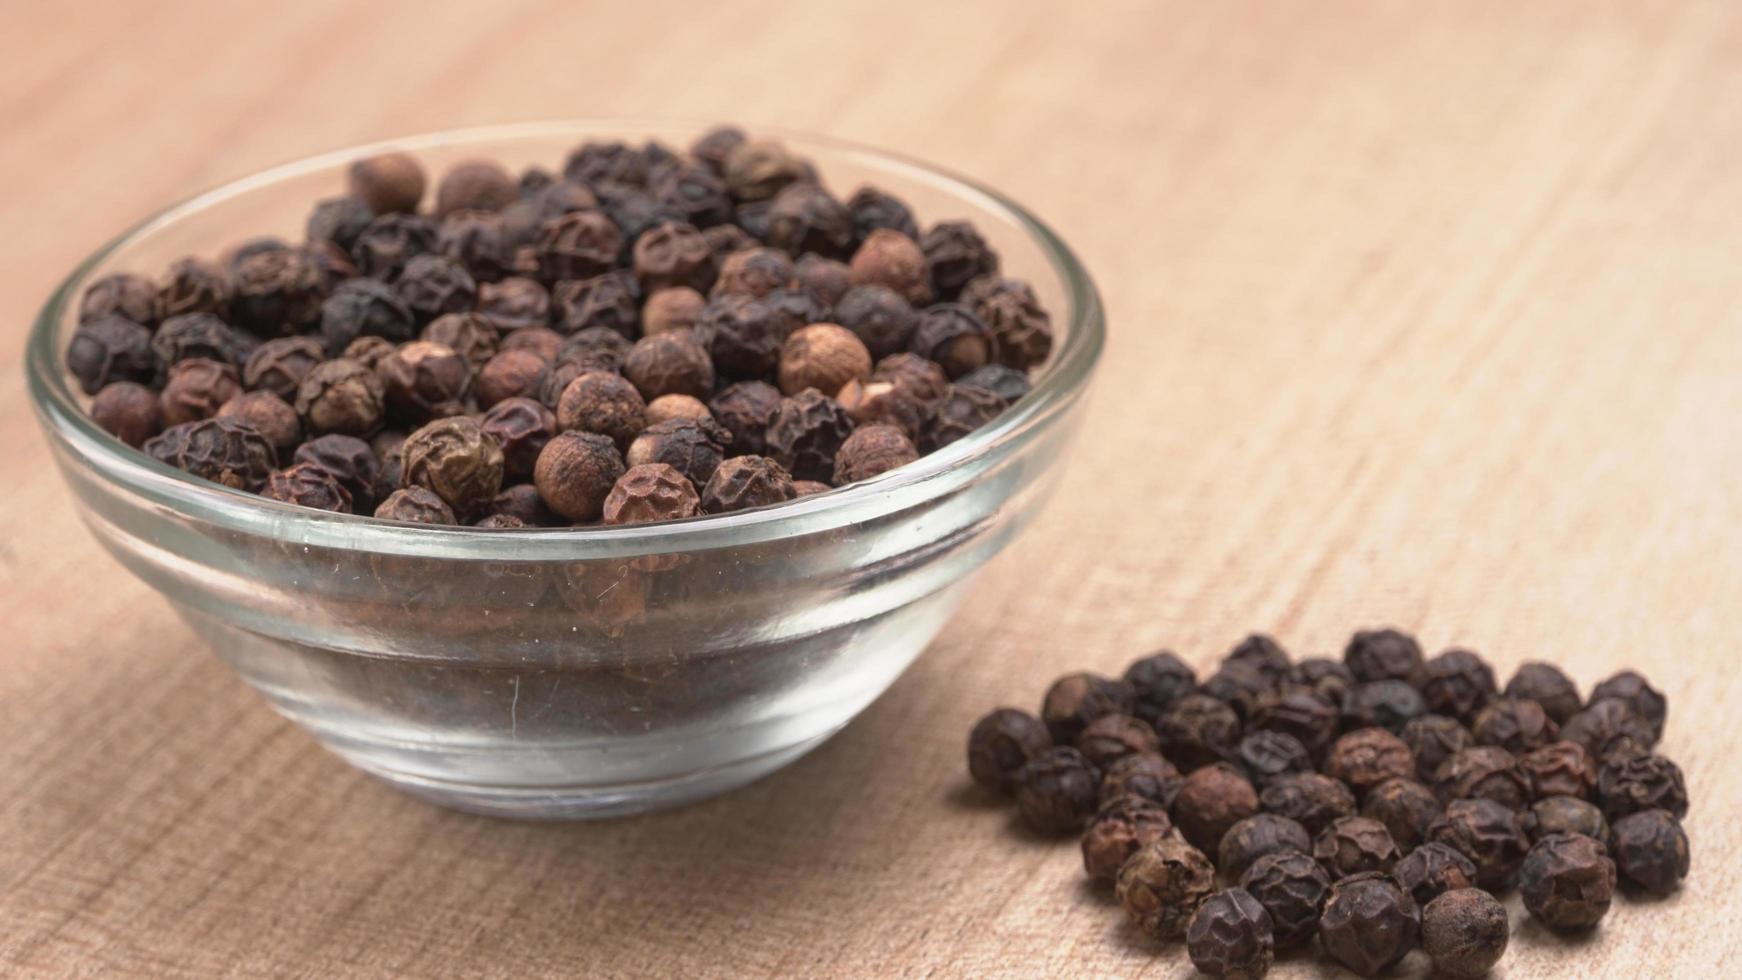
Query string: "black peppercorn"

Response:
xmin=909 ymin=303 xmax=995 ymax=379
xmin=307 ymin=196 xmax=375 ymax=253
xmin=1081 ymin=796 xmax=1174 ymax=882
xmin=262 ymin=462 xmax=353 ymax=513
xmin=1596 ymin=751 xmax=1688 ymax=820
xmin=240 ymin=336 xmax=323 ymax=402
xmin=89 ymin=381 xmax=163 ymax=448
xmin=765 ymin=389 xmax=856 ymax=483
xmin=626 ymin=417 xmax=731 ymax=488
xmin=835 ymin=379 xmax=926 ymax=441
xmin=293 ymin=434 xmax=383 ymax=513
xmin=487 ymin=483 xmax=557 ymax=527
xmin=1429 ymin=797 xmax=1530 ymax=889
xmin=1342 ymin=628 xmax=1424 ymax=685
xmin=794 ymin=254 xmax=851 ymax=306
xmin=1419 ymin=647 xmax=1497 ymax=720
xmin=1400 ymin=714 xmax=1475 ymax=782
xmin=653 ymin=164 xmax=734 ymax=230
xmin=1518 ymin=739 xmax=1597 ymax=800
xmin=1560 ymin=698 xmax=1656 ymax=760
xmin=921 ymin=383 xmax=1005 ymax=453
xmin=379 ymin=340 xmax=471 ymax=424
xmin=689 ymin=126 xmax=745 ymax=175
xmin=394 ymin=254 xmax=477 ymax=326
xmin=1116 ymin=836 xmax=1217 ymax=940
xmin=765 ymin=182 xmax=852 ymax=259
xmin=957 ymin=364 xmax=1032 ymax=405
xmin=295 ymin=357 xmax=385 ymax=437
xmin=374 ymin=485 xmax=455 ymax=524
xmin=231 ymin=247 xmax=327 ymax=336
xmin=1471 ymin=696 xmax=1558 ymax=753
xmin=623 ymin=330 xmax=716 ymax=401
xmin=1522 ymin=795 xmax=1609 ymax=843
xmin=79 ymin=272 xmax=159 ymax=328
xmin=1039 ymin=672 xmax=1135 ymax=745
xmin=873 ymin=352 xmax=951 ymax=404
xmin=1122 ymin=650 xmax=1198 ymax=728
xmin=150 ymin=314 xmax=252 ymax=374
xmin=1238 ymin=850 xmax=1331 ymax=951
xmin=1520 ymin=832 xmax=1616 ymax=931
xmin=721 ymin=140 xmax=807 ymax=202
xmin=1155 ymin=693 xmax=1242 ymax=772
xmin=160 ymin=358 xmax=241 ymax=426
xmin=535 ymin=210 xmax=622 ymax=282
xmin=959 ymin=275 xmax=1052 ymax=370
xmin=479 ymin=396 xmax=557 ymax=483
xmin=1319 ymin=872 xmax=1419 ymax=978
xmin=1432 ymin=745 xmax=1529 ymax=809
xmin=1015 ymin=746 xmax=1101 ymax=833
xmin=920 ymin=221 xmax=999 ymax=300
xmin=1172 ymin=762 xmax=1259 ymax=853
xmin=216 ymin=390 xmax=302 ymax=457
xmin=400 ymin=416 xmax=504 ymax=520
xmin=1610 ymin=808 xmax=1689 ymax=895
xmin=144 ymin=417 xmax=277 ymax=492
xmin=1186 ymin=888 xmax=1274 ymax=980
xmin=1421 ymin=888 xmax=1508 ymax=978
xmin=1312 ymin=815 xmax=1401 ymax=878
xmin=1250 ymin=687 xmax=1340 ymax=761
xmin=630 ymin=220 xmax=716 ymax=293
xmin=1201 ymin=662 xmax=1277 ymax=724
xmin=1258 ymin=773 xmax=1357 ymax=835
xmin=1506 ymin=661 xmax=1584 ymax=724
xmin=846 ymin=185 xmax=918 ymax=247
xmin=319 ymin=278 xmax=416 ymax=354
xmin=1217 ymin=813 xmax=1312 ymax=881
xmin=965 ymin=707 xmax=1052 ymax=793
xmin=1075 ymin=713 xmax=1161 ymax=771
xmin=533 ymin=430 xmax=624 ymax=523
xmin=1341 ymin=680 xmax=1426 ymax=733
xmin=156 ymin=256 xmax=231 ymax=321
xmin=66 ymin=314 xmax=155 ymax=395
xmin=1287 ymin=657 xmax=1354 ymax=706
xmin=1324 ymin=728 xmax=1414 ymax=794
xmin=1228 ymin=731 xmax=1312 ymax=789
xmin=1360 ymin=777 xmax=1442 ymax=850
xmin=1589 ymin=670 xmax=1667 ymax=741
xmin=478 ymin=277 xmax=552 ymax=334
xmin=1098 ymin=752 xmax=1183 ymax=809
xmin=708 ymin=381 xmax=782 ymax=457
xmin=422 ymin=312 xmax=499 ymax=368
xmin=834 ymin=285 xmax=919 ymax=361
xmin=1393 ymin=841 xmax=1478 ymax=907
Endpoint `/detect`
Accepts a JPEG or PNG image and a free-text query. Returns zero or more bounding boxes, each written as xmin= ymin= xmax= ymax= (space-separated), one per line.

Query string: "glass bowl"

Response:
xmin=24 ymin=122 xmax=1104 ymax=819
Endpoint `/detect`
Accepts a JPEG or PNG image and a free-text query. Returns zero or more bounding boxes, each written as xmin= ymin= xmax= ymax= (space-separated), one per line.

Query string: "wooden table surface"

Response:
xmin=3 ymin=1 xmax=1739 ymax=976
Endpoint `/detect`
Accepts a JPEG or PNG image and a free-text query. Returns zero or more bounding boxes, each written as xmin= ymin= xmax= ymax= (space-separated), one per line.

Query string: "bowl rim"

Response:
xmin=25 ymin=119 xmax=1104 ymax=559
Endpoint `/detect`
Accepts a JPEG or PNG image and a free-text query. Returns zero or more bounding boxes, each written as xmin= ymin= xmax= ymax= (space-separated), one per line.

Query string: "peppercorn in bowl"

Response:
xmin=26 ymin=122 xmax=1103 ymax=818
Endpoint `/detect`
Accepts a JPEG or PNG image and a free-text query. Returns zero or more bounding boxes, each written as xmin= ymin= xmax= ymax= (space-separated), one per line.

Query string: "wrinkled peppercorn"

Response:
xmin=848 ymin=229 xmax=931 ymax=306
xmin=1015 ymin=746 xmax=1101 ymax=833
xmin=1259 ymin=773 xmax=1356 ymax=835
xmin=1518 ymin=740 xmax=1597 ymax=801
xmin=1239 ymin=850 xmax=1331 ymax=950
xmin=1432 ymin=746 xmax=1529 ymax=809
xmin=712 ymin=247 xmax=795 ymax=299
xmin=765 ymin=389 xmax=855 ymax=483
xmin=488 ymin=483 xmax=557 ymax=527
xmin=243 ymin=336 xmax=326 ymax=401
xmin=478 ymin=278 xmax=551 ymax=334
xmin=966 ymin=707 xmax=1052 ymax=793
xmin=152 ymin=312 xmax=252 ymax=371
xmin=1341 ymin=680 xmax=1425 ymax=733
xmin=626 ymin=417 xmax=730 ymax=488
xmin=217 ymin=390 xmax=302 ymax=456
xmin=1202 ymin=662 xmax=1276 ymax=724
xmin=231 ymin=248 xmax=327 ymax=337
xmin=295 ymin=357 xmax=384 ymax=436
xmin=1419 ymin=647 xmax=1496 ymax=720
xmin=145 ymin=417 xmax=277 ymax=492
xmin=1325 ymin=728 xmax=1414 ymax=794
xmin=794 ymin=254 xmax=851 ymax=306
xmin=1610 ymin=808 xmax=1688 ymax=895
xmin=960 ymin=275 xmax=1053 ymax=370
xmin=422 ymin=312 xmax=499 ymax=367
xmin=1401 ymin=714 xmax=1475 ymax=782
xmin=1099 ymin=752 xmax=1183 ymax=809
xmin=1318 ymin=872 xmax=1419 ymax=979
xmin=90 ymin=381 xmax=164 ymax=447
xmin=1421 ymin=887 xmax=1508 ymax=978
xmin=921 ymin=383 xmax=1004 ymax=452
xmin=1217 ymin=813 xmax=1311 ymax=881
xmin=1393 ymin=840 xmax=1478 ymax=907
xmin=320 ymin=278 xmax=416 ymax=354
xmin=374 ymin=485 xmax=454 ymax=524
xmin=262 ymin=461 xmax=353 ymax=513
xmin=1597 ymin=751 xmax=1687 ymax=820
xmin=1172 ymin=763 xmax=1259 ymax=853
xmin=66 ymin=314 xmax=155 ymax=395
xmin=80 ymin=272 xmax=158 ymax=327
xmin=834 ymin=285 xmax=919 ymax=361
xmin=653 ymin=164 xmax=734 ymax=230
xmin=920 ymin=221 xmax=998 ymax=300
xmin=1429 ymin=797 xmax=1530 ymax=889
xmin=1117 ymin=836 xmax=1217 ymax=940
xmin=1155 ymin=693 xmax=1242 ymax=772
xmin=1589 ymin=670 xmax=1667 ymax=741
xmin=379 ymin=340 xmax=470 ymax=424
xmin=1186 ymin=888 xmax=1274 ymax=980
xmin=1040 ymin=672 xmax=1136 ymax=745
xmin=293 ymin=434 xmax=382 ymax=512
xmin=847 ymin=185 xmax=919 ymax=246
xmin=1522 ymin=795 xmax=1608 ymax=843
xmin=623 ymin=331 xmax=715 ymax=401
xmin=479 ymin=397 xmax=557 ymax=483
xmin=1521 ymin=833 xmax=1616 ymax=931
xmin=1506 ymin=661 xmax=1584 ymax=724
xmin=400 ymin=416 xmax=504 ymax=519
xmin=1250 ymin=687 xmax=1340 ymax=761
xmin=641 ymin=286 xmax=706 ymax=337
xmin=160 ymin=358 xmax=241 ymax=426
xmin=834 ymin=379 xmax=926 ymax=441
xmin=721 ymin=140 xmax=807 ymax=202
xmin=1123 ymin=650 xmax=1198 ymax=728
xmin=765 ymin=182 xmax=851 ymax=259
xmin=706 ymin=381 xmax=781 ymax=457
xmin=957 ymin=364 xmax=1032 ymax=405
xmin=394 ymin=254 xmax=477 ymax=326
xmin=831 ymin=423 xmax=918 ymax=484
xmin=1360 ymin=777 xmax=1442 ymax=850
xmin=307 ymin=197 xmax=375 ymax=254
xmin=1075 ymin=713 xmax=1161 ymax=771
xmin=1288 ymin=657 xmax=1354 ymax=706
xmin=602 ymin=463 xmax=702 ymax=526
xmin=1343 ymin=628 xmax=1424 ymax=685
xmin=553 ymin=271 xmax=641 ymax=337
xmin=533 ymin=430 xmax=624 ymax=522
xmin=1560 ymin=698 xmax=1656 ymax=759
xmin=689 ymin=126 xmax=745 ymax=175
xmin=909 ymin=303 xmax=995 ymax=379
xmin=1081 ymin=796 xmax=1174 ymax=882
xmin=1229 ymin=731 xmax=1312 ymax=789
xmin=536 ymin=210 xmax=622 ymax=282
xmin=1471 ymin=696 xmax=1558 ymax=753
xmin=1312 ymin=815 xmax=1401 ymax=878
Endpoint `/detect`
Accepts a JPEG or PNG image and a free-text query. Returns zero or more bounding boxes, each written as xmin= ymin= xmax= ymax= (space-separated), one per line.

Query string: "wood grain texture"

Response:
xmin=2 ymin=0 xmax=1739 ymax=975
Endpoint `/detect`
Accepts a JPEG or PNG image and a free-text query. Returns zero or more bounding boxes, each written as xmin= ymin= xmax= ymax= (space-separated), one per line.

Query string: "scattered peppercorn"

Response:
xmin=1097 ymin=752 xmax=1182 ymax=809
xmin=1609 ymin=808 xmax=1688 ymax=895
xmin=1186 ymin=888 xmax=1274 ymax=980
xmin=1421 ymin=887 xmax=1508 ymax=977
xmin=1172 ymin=763 xmax=1258 ymax=853
xmin=1343 ymin=628 xmax=1424 ymax=685
xmin=1015 ymin=746 xmax=1102 ymax=833
xmin=1589 ymin=670 xmax=1667 ymax=741
xmin=1116 ymin=836 xmax=1217 ymax=940
xmin=1429 ymin=797 xmax=1530 ymax=889
xmin=1596 ymin=751 xmax=1688 ymax=820
xmin=90 ymin=381 xmax=164 ymax=448
xmin=1238 ymin=850 xmax=1331 ymax=950
xmin=966 ymin=707 xmax=1052 ymax=793
xmin=1419 ymin=647 xmax=1497 ymax=720
xmin=1081 ymin=796 xmax=1173 ymax=882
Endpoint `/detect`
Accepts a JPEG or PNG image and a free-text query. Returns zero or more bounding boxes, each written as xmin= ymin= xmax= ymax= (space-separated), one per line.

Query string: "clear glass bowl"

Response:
xmin=24 ymin=122 xmax=1104 ymax=819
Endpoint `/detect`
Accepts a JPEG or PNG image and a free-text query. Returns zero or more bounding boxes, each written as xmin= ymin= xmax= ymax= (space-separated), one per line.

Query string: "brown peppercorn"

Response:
xmin=837 ymin=286 xmax=920 ymax=360
xmin=1082 ymin=796 xmax=1174 ymax=883
xmin=348 ymin=151 xmax=426 ymax=214
xmin=1472 ymin=696 xmax=1558 ymax=753
xmin=1153 ymin=693 xmax=1241 ymax=772
xmin=965 ymin=707 xmax=1052 ymax=793
xmin=632 ymin=288 xmax=699 ymax=338
xmin=556 ymin=371 xmax=646 ymax=450
xmin=422 ymin=312 xmax=499 ymax=367
xmin=89 ymin=381 xmax=163 ymax=447
xmin=373 ymin=486 xmax=455 ymax=524
xmin=1288 ymin=658 xmax=1355 ymax=705
xmin=144 ymin=417 xmax=277 ymax=492
xmin=1116 ymin=836 xmax=1217 ymax=940
xmin=631 ymin=221 xmax=715 ymax=293
xmin=721 ymin=140 xmax=807 ymax=202
xmin=294 ymin=434 xmax=383 ymax=513
xmin=1610 ymin=808 xmax=1689 ymax=895
xmin=379 ymin=340 xmax=471 ymax=423
xmin=1419 ymin=647 xmax=1497 ymax=720
xmin=479 ymin=397 xmax=557 ymax=482
xmin=394 ymin=254 xmax=477 ymax=327
xmin=835 ymin=379 xmax=926 ymax=442
xmin=872 ymin=351 xmax=950 ymax=403
xmin=1520 ymin=833 xmax=1616 ymax=931
xmin=921 ymin=383 xmax=1005 ymax=453
xmin=400 ymin=416 xmax=504 ymax=519
xmin=295 ymin=357 xmax=385 ymax=436
xmin=644 ymin=394 xmax=710 ymax=427
xmin=262 ymin=462 xmax=353 ymax=513
xmin=765 ymin=389 xmax=856 ymax=483
xmin=1506 ymin=661 xmax=1584 ymax=724
xmin=1401 ymin=713 xmax=1475 ymax=782
xmin=472 ymin=281 xmax=547 ymax=337
xmin=622 ymin=331 xmax=715 ymax=402
xmin=434 ymin=159 xmax=514 ymax=217
xmin=920 ymin=221 xmax=999 ymax=300
xmin=831 ymin=423 xmax=918 ymax=484
xmin=1259 ymin=773 xmax=1357 ymax=836
xmin=625 ymin=417 xmax=730 ymax=488
xmin=473 ymin=348 xmax=550 ymax=408
xmin=1217 ymin=813 xmax=1312 ymax=881
xmin=960 ymin=275 xmax=1053 ymax=370
xmin=553 ymin=270 xmax=640 ymax=338
xmin=710 ymin=247 xmax=796 ymax=299
xmin=1015 ymin=746 xmax=1102 ymax=833
xmin=1590 ymin=669 xmax=1667 ymax=741
xmin=908 ymin=303 xmax=995 ymax=379
xmin=231 ymin=248 xmax=326 ymax=337
xmin=1432 ymin=745 xmax=1529 ymax=809
xmin=1394 ymin=841 xmax=1478 ymax=907
xmin=848 ymin=229 xmax=931 ymax=306
xmin=1186 ymin=888 xmax=1275 ymax=980
xmin=1123 ymin=651 xmax=1198 ymax=727
xmin=1597 ymin=751 xmax=1688 ymax=820
xmin=79 ymin=272 xmax=158 ymax=327
xmin=344 ymin=335 xmax=396 ymax=373
xmin=1041 ymin=672 xmax=1137 ymax=744
xmin=500 ymin=326 xmax=564 ymax=365
xmin=601 ymin=463 xmax=702 ymax=526
xmin=434 ymin=210 xmax=511 ymax=282
xmin=778 ymin=323 xmax=872 ymax=397
xmin=1428 ymin=798 xmax=1530 ymax=889
xmin=1075 ymin=713 xmax=1161 ymax=771
xmin=794 ymin=254 xmax=851 ymax=306
xmin=1560 ymin=698 xmax=1656 ymax=760
xmin=1343 ymin=628 xmax=1424 ymax=685
xmin=1522 ymin=795 xmax=1609 ymax=843
xmin=1318 ymin=872 xmax=1419 ymax=979
xmin=1421 ymin=888 xmax=1508 ymax=978
xmin=1239 ymin=851 xmax=1332 ymax=951
xmin=765 ymin=182 xmax=852 ymax=259
xmin=699 ymin=455 xmax=795 ymax=514
xmin=1172 ymin=763 xmax=1259 ymax=853
xmin=1250 ymin=687 xmax=1340 ymax=762
xmin=1098 ymin=752 xmax=1183 ymax=809
xmin=66 ymin=314 xmax=156 ymax=395
xmin=487 ymin=483 xmax=557 ymax=527
xmin=1324 ymin=728 xmax=1414 ymax=794
xmin=701 ymin=223 xmax=757 ymax=266
xmin=156 ymin=256 xmax=230 ymax=321
xmin=1228 ymin=731 xmax=1312 ymax=788
xmin=160 ymin=358 xmax=242 ymax=426
xmin=1313 ymin=815 xmax=1401 ymax=878
xmin=536 ymin=210 xmax=622 ymax=282
xmin=216 ymin=390 xmax=302 ymax=456
xmin=706 ymin=381 xmax=781 ymax=456
xmin=1518 ymin=739 xmax=1597 ymax=800
xmin=350 ymin=214 xmax=438 ymax=282
xmin=533 ymin=430 xmax=625 ymax=522
xmin=240 ymin=336 xmax=322 ymax=402
xmin=689 ymin=125 xmax=745 ymax=174
xmin=1360 ymin=777 xmax=1442 ymax=849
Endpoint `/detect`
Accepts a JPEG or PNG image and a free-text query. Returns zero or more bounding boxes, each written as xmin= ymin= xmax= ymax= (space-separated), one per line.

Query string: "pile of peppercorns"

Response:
xmin=65 ymin=128 xmax=1052 ymax=526
xmin=966 ymin=631 xmax=1690 ymax=978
